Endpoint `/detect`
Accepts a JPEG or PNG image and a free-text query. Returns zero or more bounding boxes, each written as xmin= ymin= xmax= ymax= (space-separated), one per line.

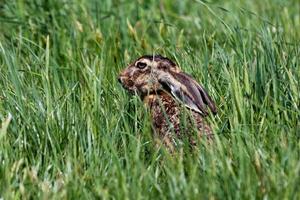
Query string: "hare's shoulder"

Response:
xmin=143 ymin=92 xmax=213 ymax=139
xmin=143 ymin=92 xmax=180 ymax=133
xmin=143 ymin=92 xmax=178 ymax=115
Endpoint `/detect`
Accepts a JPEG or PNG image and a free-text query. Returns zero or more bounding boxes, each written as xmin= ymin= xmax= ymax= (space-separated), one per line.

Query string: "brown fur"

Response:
xmin=118 ymin=55 xmax=216 ymax=149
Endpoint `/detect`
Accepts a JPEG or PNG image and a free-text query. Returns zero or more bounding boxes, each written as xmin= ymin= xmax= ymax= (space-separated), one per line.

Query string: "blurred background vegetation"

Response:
xmin=0 ymin=0 xmax=299 ymax=199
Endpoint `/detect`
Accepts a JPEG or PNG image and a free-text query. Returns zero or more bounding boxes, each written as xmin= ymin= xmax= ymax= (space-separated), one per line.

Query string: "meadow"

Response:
xmin=0 ymin=0 xmax=299 ymax=199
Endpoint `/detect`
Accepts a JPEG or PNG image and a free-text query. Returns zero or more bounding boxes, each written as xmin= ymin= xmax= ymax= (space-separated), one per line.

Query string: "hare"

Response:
xmin=118 ymin=55 xmax=217 ymax=149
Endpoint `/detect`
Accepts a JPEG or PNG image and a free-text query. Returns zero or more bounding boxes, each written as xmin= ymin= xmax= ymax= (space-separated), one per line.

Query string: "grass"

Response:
xmin=0 ymin=0 xmax=299 ymax=199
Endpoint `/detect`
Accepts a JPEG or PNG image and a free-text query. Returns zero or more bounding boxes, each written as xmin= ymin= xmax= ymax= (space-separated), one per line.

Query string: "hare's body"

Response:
xmin=144 ymin=92 xmax=213 ymax=147
xmin=118 ymin=55 xmax=217 ymax=148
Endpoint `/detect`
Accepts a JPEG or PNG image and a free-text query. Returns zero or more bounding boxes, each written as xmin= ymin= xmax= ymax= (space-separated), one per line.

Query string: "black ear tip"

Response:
xmin=211 ymin=107 xmax=217 ymax=115
xmin=209 ymin=105 xmax=217 ymax=114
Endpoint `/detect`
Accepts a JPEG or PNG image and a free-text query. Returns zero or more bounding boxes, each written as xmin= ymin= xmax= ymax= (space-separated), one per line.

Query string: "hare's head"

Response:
xmin=118 ymin=55 xmax=217 ymax=116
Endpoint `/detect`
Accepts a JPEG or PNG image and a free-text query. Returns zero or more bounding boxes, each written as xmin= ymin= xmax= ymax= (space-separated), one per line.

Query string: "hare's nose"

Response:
xmin=118 ymin=77 xmax=123 ymax=83
xmin=118 ymin=76 xmax=125 ymax=84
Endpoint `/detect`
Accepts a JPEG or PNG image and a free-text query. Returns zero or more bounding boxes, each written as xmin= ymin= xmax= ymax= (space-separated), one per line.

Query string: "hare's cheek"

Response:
xmin=139 ymin=85 xmax=151 ymax=94
xmin=138 ymin=82 xmax=159 ymax=94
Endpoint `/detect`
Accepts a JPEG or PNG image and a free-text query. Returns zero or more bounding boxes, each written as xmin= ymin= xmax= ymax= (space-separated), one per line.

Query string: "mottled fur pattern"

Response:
xmin=118 ymin=55 xmax=217 ymax=149
xmin=144 ymin=92 xmax=213 ymax=150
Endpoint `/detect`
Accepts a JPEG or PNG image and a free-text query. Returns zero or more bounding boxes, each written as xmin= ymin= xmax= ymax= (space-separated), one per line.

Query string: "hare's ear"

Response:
xmin=158 ymin=72 xmax=217 ymax=116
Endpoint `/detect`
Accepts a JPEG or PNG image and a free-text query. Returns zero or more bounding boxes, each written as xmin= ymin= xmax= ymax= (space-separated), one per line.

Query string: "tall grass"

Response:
xmin=0 ymin=0 xmax=299 ymax=199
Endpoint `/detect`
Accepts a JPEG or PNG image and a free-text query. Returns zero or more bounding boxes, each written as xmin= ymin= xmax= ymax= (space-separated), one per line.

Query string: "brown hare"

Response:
xmin=118 ymin=55 xmax=217 ymax=150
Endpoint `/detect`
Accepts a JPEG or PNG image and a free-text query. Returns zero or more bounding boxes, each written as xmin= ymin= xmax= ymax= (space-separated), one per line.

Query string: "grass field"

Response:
xmin=0 ymin=0 xmax=299 ymax=199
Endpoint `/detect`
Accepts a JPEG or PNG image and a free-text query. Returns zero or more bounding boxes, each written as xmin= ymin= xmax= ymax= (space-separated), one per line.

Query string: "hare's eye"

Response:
xmin=136 ymin=62 xmax=147 ymax=69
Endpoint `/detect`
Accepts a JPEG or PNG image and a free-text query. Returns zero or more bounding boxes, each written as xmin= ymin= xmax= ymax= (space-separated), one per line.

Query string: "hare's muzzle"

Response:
xmin=118 ymin=74 xmax=135 ymax=89
xmin=117 ymin=76 xmax=122 ymax=84
xmin=118 ymin=75 xmax=127 ymax=85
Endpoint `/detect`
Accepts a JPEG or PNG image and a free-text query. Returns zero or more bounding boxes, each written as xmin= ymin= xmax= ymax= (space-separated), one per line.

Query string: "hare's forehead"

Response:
xmin=135 ymin=58 xmax=158 ymax=67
